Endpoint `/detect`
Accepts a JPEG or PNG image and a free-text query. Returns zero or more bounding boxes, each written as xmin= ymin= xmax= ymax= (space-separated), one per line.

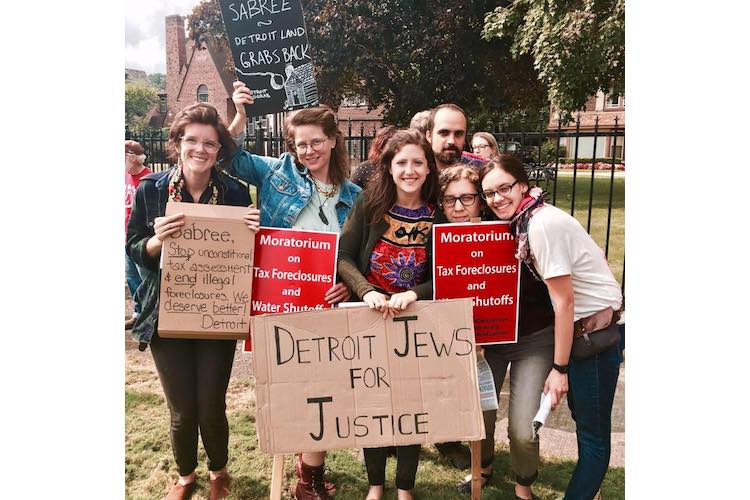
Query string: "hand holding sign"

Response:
xmin=242 ymin=204 xmax=261 ymax=232
xmin=231 ymin=80 xmax=256 ymax=120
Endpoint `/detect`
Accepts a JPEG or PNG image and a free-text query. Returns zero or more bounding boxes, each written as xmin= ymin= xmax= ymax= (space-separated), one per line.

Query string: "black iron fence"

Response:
xmin=126 ymin=115 xmax=624 ymax=288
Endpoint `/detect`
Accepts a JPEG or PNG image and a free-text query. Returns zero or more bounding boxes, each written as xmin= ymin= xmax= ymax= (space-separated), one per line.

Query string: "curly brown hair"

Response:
xmin=166 ymin=103 xmax=236 ymax=168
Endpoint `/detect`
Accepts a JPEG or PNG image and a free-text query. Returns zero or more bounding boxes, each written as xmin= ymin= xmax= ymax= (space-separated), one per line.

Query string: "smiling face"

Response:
xmin=427 ymin=108 xmax=467 ymax=167
xmin=179 ymin=123 xmax=220 ymax=177
xmin=481 ymin=167 xmax=527 ymax=220
xmin=442 ymin=177 xmax=481 ymax=223
xmin=292 ymin=124 xmax=334 ymax=178
xmin=390 ymin=144 xmax=429 ymax=202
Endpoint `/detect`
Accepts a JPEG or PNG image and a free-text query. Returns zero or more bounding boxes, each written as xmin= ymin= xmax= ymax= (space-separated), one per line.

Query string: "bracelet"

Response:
xmin=552 ymin=362 xmax=569 ymax=374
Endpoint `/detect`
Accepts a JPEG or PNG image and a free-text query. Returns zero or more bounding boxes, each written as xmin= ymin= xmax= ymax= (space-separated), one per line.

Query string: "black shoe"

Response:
xmin=457 ymin=470 xmax=492 ymax=494
xmin=435 ymin=441 xmax=471 ymax=470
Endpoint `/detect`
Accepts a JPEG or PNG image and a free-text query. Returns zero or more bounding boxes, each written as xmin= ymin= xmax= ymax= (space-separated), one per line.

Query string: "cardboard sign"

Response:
xmin=432 ymin=222 xmax=521 ymax=344
xmin=243 ymin=227 xmax=338 ymax=352
xmin=252 ymin=299 xmax=485 ymax=454
xmin=158 ymin=202 xmax=254 ymax=339
xmin=219 ymin=0 xmax=319 ymax=116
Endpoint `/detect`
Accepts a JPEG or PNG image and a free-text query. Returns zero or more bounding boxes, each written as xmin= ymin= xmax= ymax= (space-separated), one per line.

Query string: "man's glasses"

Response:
xmin=181 ymin=137 xmax=220 ymax=153
xmin=295 ymin=138 xmax=328 ymax=154
xmin=481 ymin=181 xmax=518 ymax=200
xmin=441 ymin=193 xmax=479 ymax=208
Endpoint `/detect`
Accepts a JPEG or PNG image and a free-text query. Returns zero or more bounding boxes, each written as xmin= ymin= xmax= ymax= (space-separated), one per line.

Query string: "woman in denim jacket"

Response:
xmin=126 ymin=103 xmax=260 ymax=500
xmin=227 ymin=81 xmax=362 ymax=500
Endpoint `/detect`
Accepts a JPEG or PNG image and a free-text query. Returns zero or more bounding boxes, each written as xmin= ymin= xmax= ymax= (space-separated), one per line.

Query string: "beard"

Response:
xmin=435 ymin=146 xmax=462 ymax=165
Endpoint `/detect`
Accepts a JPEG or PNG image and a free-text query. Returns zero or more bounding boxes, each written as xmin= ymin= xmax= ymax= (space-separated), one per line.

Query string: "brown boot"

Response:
xmin=294 ymin=455 xmax=336 ymax=499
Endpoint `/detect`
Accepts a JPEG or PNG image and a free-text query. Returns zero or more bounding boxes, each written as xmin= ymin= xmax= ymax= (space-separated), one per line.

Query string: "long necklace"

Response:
xmin=311 ymin=178 xmax=338 ymax=226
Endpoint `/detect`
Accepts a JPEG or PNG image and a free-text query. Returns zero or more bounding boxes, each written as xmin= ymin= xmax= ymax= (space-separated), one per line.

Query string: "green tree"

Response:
xmin=483 ymin=0 xmax=625 ymax=117
xmin=147 ymin=73 xmax=166 ymax=92
xmin=125 ymin=80 xmax=159 ymax=130
xmin=188 ymin=0 xmax=549 ymax=127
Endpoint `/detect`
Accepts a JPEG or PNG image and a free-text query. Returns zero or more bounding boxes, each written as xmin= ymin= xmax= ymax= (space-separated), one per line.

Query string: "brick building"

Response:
xmin=158 ymin=15 xmax=236 ymax=129
xmin=548 ymin=90 xmax=625 ymax=160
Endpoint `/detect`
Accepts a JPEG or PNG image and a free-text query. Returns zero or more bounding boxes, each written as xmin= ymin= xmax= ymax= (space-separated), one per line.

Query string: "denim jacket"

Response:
xmin=125 ymin=167 xmax=252 ymax=349
xmin=225 ymin=150 xmax=361 ymax=228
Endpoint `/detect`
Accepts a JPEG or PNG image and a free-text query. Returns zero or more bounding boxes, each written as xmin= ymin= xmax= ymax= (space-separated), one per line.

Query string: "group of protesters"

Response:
xmin=125 ymin=80 xmax=623 ymax=500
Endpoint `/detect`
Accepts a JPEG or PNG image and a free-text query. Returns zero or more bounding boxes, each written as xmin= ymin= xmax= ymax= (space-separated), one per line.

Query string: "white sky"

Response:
xmin=125 ymin=0 xmax=203 ymax=74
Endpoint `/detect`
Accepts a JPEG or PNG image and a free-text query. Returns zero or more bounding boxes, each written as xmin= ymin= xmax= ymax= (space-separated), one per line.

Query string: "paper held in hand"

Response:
xmin=157 ymin=201 xmax=255 ymax=340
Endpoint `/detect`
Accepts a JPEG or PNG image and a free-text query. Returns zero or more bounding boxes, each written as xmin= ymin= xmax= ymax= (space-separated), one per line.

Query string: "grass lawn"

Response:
xmin=126 ymin=372 xmax=624 ymax=500
xmin=542 ymin=171 xmax=625 ymax=285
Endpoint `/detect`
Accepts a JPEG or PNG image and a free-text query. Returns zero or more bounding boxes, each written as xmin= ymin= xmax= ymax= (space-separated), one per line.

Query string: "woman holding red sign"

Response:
xmin=480 ymin=155 xmax=622 ymax=500
xmin=228 ymin=81 xmax=362 ymax=500
xmin=338 ymin=129 xmax=439 ymax=500
xmin=126 ymin=103 xmax=260 ymax=500
xmin=435 ymin=165 xmax=555 ymax=499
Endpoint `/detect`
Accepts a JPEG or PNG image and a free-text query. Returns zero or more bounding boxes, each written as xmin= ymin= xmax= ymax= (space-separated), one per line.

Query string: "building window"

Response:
xmin=611 ymin=144 xmax=623 ymax=159
xmin=197 ymin=84 xmax=209 ymax=102
xmin=159 ymin=95 xmax=167 ymax=113
xmin=606 ymin=94 xmax=622 ymax=108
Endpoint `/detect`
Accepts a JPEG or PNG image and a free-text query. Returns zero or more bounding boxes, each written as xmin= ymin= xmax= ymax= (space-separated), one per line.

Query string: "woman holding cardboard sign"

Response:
xmin=228 ymin=81 xmax=361 ymax=500
xmin=480 ymin=155 xmax=622 ymax=500
xmin=127 ymin=103 xmax=260 ymax=500
xmin=435 ymin=165 xmax=556 ymax=500
xmin=337 ymin=129 xmax=439 ymax=500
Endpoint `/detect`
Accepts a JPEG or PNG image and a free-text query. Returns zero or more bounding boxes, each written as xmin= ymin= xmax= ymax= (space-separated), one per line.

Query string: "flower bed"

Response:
xmin=556 ymin=162 xmax=625 ymax=171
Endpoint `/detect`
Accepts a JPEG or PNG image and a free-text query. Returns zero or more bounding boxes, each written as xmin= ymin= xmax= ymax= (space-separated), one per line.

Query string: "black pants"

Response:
xmin=363 ymin=445 xmax=420 ymax=490
xmin=150 ymin=334 xmax=236 ymax=475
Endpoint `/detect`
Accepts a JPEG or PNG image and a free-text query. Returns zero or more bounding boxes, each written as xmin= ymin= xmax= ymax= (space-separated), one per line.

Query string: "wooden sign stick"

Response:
xmin=470 ymin=440 xmax=482 ymax=500
xmin=270 ymin=454 xmax=285 ymax=500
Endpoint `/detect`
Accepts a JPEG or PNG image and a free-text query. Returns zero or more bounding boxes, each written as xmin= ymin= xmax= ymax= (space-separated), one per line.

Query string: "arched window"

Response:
xmin=197 ymin=84 xmax=209 ymax=103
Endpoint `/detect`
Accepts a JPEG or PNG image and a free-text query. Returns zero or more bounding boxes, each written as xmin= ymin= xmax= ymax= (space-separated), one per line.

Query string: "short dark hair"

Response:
xmin=166 ymin=103 xmax=236 ymax=167
xmin=479 ymin=154 xmax=529 ymax=186
xmin=427 ymin=103 xmax=468 ymax=133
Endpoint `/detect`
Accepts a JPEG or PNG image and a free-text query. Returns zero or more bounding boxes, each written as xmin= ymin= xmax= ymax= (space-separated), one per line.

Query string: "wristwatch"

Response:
xmin=552 ymin=362 xmax=569 ymax=374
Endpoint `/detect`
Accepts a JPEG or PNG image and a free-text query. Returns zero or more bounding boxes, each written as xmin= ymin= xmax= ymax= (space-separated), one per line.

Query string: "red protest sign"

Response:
xmin=243 ymin=227 xmax=339 ymax=352
xmin=432 ymin=222 xmax=520 ymax=344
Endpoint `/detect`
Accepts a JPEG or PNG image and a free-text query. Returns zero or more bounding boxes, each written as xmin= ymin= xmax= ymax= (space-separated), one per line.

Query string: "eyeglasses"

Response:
xmin=295 ymin=138 xmax=328 ymax=153
xmin=481 ymin=181 xmax=518 ymax=200
xmin=181 ymin=137 xmax=220 ymax=153
xmin=472 ymin=144 xmax=490 ymax=152
xmin=441 ymin=193 xmax=479 ymax=208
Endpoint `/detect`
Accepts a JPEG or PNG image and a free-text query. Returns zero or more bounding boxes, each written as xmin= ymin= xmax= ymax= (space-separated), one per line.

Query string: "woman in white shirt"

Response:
xmin=480 ymin=154 xmax=622 ymax=500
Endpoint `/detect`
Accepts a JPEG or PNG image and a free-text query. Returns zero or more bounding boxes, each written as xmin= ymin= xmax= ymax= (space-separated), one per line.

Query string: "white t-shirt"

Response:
xmin=527 ymin=204 xmax=622 ymax=321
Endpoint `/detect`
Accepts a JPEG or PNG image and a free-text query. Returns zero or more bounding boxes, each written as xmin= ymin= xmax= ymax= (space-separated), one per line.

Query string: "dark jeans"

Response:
xmin=125 ymin=251 xmax=143 ymax=316
xmin=364 ymin=445 xmax=421 ymax=490
xmin=563 ymin=344 xmax=621 ymax=500
xmin=150 ymin=334 xmax=237 ymax=475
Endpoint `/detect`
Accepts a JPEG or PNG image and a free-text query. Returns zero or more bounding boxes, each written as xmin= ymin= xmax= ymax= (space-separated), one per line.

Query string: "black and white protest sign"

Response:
xmin=219 ymin=0 xmax=320 ymax=116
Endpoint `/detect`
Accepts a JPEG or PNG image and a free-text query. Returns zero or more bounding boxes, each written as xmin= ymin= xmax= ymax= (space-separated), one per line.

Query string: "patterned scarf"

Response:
xmin=510 ymin=186 xmax=545 ymax=279
xmin=167 ymin=165 xmax=219 ymax=205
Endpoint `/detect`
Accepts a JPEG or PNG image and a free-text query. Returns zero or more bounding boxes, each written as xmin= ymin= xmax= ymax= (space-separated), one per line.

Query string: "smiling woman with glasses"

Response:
xmin=225 ymin=80 xmax=362 ymax=500
xmin=125 ymin=103 xmax=259 ymax=500
xmin=480 ymin=154 xmax=623 ymax=500
xmin=433 ymin=162 xmax=557 ymax=499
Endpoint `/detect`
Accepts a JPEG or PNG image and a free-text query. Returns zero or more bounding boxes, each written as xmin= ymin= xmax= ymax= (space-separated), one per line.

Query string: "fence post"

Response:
xmin=552 ymin=117 xmax=562 ymax=205
xmin=586 ymin=115 xmax=600 ymax=232
xmin=255 ymin=125 xmax=266 ymax=156
xmin=571 ymin=114 xmax=581 ymax=216
xmin=605 ymin=116 xmax=619 ymax=259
